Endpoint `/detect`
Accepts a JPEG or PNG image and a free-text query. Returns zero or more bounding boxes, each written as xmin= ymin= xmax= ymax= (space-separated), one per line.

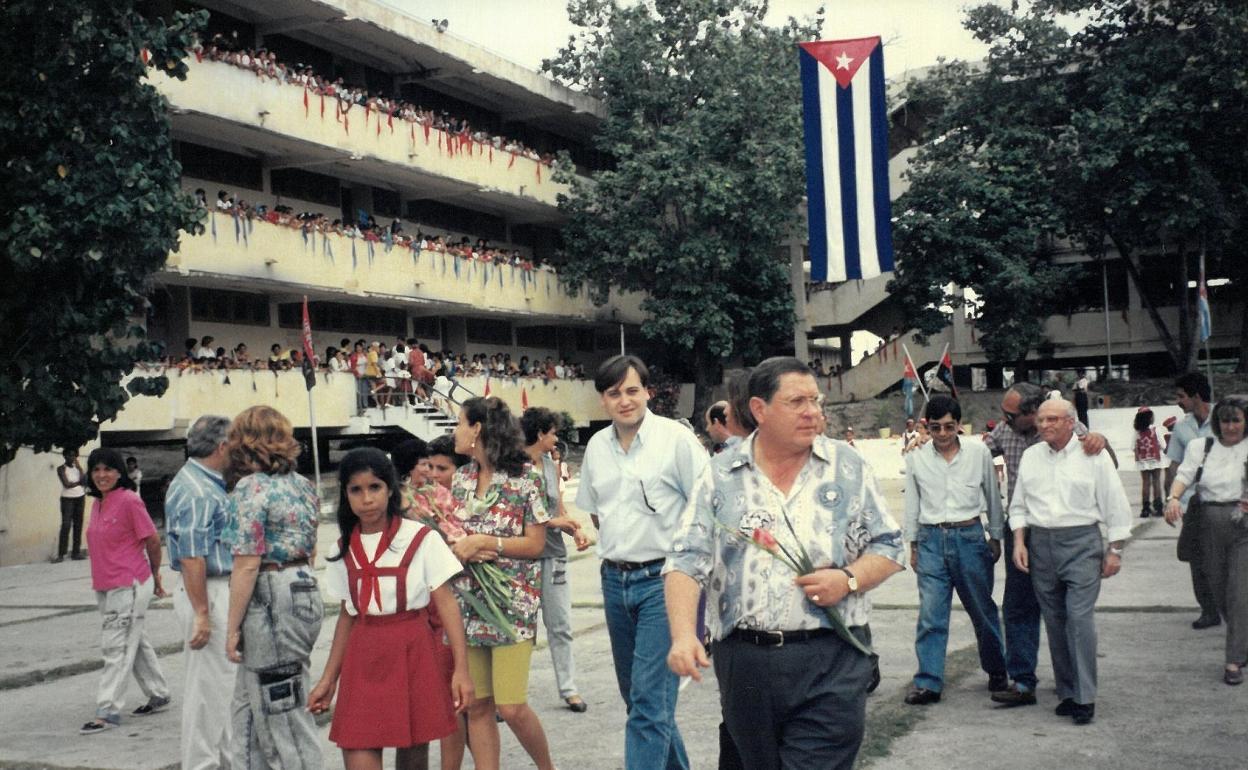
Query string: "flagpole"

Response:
xmin=1200 ymin=245 xmax=1215 ymax=402
xmin=307 ymin=388 xmax=322 ymax=495
xmin=936 ymin=341 xmax=950 ymax=400
xmin=902 ymin=343 xmax=929 ymax=402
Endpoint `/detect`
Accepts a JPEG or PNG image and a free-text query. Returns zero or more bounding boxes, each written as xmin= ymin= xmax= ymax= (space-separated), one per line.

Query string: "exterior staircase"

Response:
xmin=821 ymin=328 xmax=951 ymax=403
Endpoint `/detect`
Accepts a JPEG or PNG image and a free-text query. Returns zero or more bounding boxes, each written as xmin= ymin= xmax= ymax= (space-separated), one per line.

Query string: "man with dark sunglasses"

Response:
xmin=984 ymin=382 xmax=1110 ymax=706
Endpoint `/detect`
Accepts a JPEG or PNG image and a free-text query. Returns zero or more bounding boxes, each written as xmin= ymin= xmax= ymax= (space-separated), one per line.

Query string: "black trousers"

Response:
xmin=58 ymin=496 xmax=84 ymax=557
xmin=714 ymin=628 xmax=873 ymax=770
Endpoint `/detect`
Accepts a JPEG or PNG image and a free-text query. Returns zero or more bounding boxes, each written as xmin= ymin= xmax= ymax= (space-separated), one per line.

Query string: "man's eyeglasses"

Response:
xmin=1001 ymin=409 xmax=1021 ymax=424
xmin=929 ymin=423 xmax=959 ymax=434
xmin=639 ymin=480 xmax=656 ymax=513
xmin=778 ymin=395 xmax=825 ymax=412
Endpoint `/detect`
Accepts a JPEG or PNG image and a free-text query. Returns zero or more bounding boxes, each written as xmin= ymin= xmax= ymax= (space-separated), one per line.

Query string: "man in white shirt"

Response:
xmin=576 ymin=355 xmax=708 ymax=770
xmin=1164 ymin=372 xmax=1219 ymax=629
xmin=903 ymin=395 xmax=1007 ymax=705
xmin=1009 ymin=399 xmax=1131 ymax=725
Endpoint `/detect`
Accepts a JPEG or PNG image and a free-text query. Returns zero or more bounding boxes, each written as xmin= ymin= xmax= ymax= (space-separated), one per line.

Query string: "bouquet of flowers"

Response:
xmin=407 ymin=483 xmax=521 ymax=642
xmin=718 ymin=517 xmax=874 ymax=657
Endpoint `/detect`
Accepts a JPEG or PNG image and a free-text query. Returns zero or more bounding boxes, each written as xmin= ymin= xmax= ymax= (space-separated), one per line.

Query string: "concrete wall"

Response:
xmin=0 ymin=445 xmax=96 ymax=567
xmin=156 ymin=60 xmax=570 ymax=207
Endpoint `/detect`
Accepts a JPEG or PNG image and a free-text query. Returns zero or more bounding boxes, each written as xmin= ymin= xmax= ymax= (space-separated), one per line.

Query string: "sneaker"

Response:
xmin=51 ymin=556 xmax=64 ymax=564
xmin=132 ymin=696 xmax=171 ymax=716
xmin=79 ymin=719 xmax=118 ymax=735
xmin=904 ymin=687 xmax=941 ymax=705
xmin=990 ymin=683 xmax=1036 ymax=707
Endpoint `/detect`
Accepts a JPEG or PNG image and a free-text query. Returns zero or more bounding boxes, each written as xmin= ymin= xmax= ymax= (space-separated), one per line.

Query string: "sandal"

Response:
xmin=79 ymin=719 xmax=117 ymax=735
xmin=564 ymin=696 xmax=589 ymax=713
xmin=1225 ymin=666 xmax=1244 ymax=686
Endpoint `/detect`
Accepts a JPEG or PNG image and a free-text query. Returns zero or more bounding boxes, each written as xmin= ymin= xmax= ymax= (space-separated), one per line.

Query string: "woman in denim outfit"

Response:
xmin=223 ymin=406 xmax=324 ymax=768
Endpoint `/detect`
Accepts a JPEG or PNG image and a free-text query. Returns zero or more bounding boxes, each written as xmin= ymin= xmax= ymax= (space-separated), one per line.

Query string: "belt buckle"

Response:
xmin=764 ymin=630 xmax=784 ymax=648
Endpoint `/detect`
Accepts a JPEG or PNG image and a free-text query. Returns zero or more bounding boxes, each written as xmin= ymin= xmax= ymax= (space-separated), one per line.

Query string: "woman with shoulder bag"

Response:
xmin=1164 ymin=396 xmax=1248 ymax=685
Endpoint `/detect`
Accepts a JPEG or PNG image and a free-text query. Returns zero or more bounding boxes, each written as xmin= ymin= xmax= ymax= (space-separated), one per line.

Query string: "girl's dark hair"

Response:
xmin=84 ymin=448 xmax=136 ymax=497
xmin=1133 ymin=410 xmax=1154 ymax=432
xmin=330 ymin=447 xmax=403 ymax=562
xmin=521 ymin=407 xmax=560 ymax=445
xmin=428 ymin=435 xmax=469 ymax=467
xmin=462 ymin=397 xmax=530 ymax=477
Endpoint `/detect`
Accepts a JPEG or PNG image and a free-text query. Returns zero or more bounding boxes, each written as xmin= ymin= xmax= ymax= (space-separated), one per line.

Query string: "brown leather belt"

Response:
xmin=926 ymin=517 xmax=980 ymax=529
xmin=259 ymin=558 xmax=309 ymax=572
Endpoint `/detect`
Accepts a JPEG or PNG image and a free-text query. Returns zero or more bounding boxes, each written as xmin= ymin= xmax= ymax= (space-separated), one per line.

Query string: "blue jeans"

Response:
xmin=601 ymin=562 xmax=689 ymax=770
xmin=914 ymin=523 xmax=1007 ymax=691
xmin=1003 ymin=525 xmax=1041 ymax=689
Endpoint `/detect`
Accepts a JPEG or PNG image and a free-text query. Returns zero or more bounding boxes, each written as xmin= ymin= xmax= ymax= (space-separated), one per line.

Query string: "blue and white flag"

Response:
xmin=799 ymin=37 xmax=895 ymax=282
xmin=1198 ymin=260 xmax=1212 ymax=343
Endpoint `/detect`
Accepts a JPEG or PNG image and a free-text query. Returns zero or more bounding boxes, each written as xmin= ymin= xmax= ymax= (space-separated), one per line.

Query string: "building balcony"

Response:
xmin=154 ymin=59 xmax=579 ymax=220
xmin=165 ymin=215 xmax=644 ymax=324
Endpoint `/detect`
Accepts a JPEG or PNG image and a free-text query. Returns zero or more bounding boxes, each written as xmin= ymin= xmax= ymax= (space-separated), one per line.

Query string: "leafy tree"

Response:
xmin=544 ymin=0 xmax=821 ymax=419
xmin=890 ymin=0 xmax=1248 ymax=373
xmin=0 ymin=2 xmax=205 ymax=465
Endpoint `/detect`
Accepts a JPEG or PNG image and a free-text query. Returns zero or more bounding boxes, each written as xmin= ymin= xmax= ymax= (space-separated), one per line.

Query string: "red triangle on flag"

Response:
xmin=521 ymin=388 xmax=529 ymax=410
xmin=484 ymin=378 xmax=491 ymax=397
xmin=903 ymin=358 xmax=917 ymax=381
xmin=799 ymin=37 xmax=880 ymax=89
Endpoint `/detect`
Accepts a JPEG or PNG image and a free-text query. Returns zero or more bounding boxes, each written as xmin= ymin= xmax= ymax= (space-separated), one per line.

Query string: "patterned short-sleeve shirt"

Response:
xmin=666 ymin=434 xmax=904 ymax=640
xmin=449 ymin=461 xmax=550 ymax=646
xmin=224 ymin=472 xmax=318 ymax=564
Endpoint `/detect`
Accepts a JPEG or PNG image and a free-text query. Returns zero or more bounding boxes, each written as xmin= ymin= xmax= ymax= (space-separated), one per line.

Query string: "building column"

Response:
xmin=839 ymin=332 xmax=853 ymax=371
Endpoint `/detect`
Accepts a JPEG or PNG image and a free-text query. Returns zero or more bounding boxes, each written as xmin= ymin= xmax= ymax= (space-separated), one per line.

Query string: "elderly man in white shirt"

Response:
xmin=902 ymin=394 xmax=1008 ymax=706
xmin=1010 ymin=399 xmax=1132 ymax=725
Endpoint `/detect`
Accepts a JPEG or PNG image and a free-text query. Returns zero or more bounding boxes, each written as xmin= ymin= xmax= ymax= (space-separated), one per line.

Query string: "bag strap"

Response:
xmin=1192 ymin=436 xmax=1216 ymax=486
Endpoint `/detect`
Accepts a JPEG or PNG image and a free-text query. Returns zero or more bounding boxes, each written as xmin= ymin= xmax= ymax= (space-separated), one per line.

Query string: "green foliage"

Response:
xmin=0 ymin=1 xmax=205 ymax=464
xmin=889 ymin=0 xmax=1248 ymax=370
xmin=544 ymin=0 xmax=821 ymax=414
xmin=556 ymin=411 xmax=578 ymax=445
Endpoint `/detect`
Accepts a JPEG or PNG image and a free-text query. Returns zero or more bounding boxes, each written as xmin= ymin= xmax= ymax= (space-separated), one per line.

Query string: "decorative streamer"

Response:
xmin=351 ymin=238 xmax=357 ymax=269
xmin=210 ymin=210 xmax=217 ymax=241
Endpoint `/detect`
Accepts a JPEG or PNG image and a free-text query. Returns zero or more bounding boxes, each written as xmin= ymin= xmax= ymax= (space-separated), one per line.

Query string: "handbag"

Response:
xmin=1176 ymin=437 xmax=1215 ymax=563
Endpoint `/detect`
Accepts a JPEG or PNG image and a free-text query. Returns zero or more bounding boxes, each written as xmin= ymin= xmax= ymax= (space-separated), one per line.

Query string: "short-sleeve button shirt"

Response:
xmin=224 ymin=472 xmax=319 ymax=564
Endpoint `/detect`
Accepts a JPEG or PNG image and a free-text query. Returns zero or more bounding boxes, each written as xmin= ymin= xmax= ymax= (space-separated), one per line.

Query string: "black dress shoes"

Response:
xmin=990 ymin=684 xmax=1037 ymax=707
xmin=904 ymin=687 xmax=941 ymax=705
xmin=988 ymin=674 xmax=1010 ymax=692
xmin=1054 ymin=698 xmax=1076 ymax=716
xmin=1071 ymin=703 xmax=1095 ymax=725
xmin=1192 ymin=614 xmax=1221 ymax=630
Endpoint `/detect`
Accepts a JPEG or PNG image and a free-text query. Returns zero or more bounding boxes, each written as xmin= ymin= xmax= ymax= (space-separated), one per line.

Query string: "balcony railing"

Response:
xmin=153 ymin=59 xmax=573 ymax=207
xmin=168 ymin=213 xmax=644 ymax=322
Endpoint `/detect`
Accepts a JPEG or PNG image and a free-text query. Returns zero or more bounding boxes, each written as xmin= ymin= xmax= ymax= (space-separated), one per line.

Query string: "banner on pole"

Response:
xmin=798 ymin=36 xmax=895 ymax=283
xmin=1198 ymin=261 xmax=1212 ymax=343
xmin=301 ymin=296 xmax=318 ymax=391
xmin=935 ymin=345 xmax=958 ymax=400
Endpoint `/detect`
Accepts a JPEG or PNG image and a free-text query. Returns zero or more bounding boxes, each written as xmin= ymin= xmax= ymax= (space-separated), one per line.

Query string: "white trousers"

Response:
xmin=95 ymin=576 xmax=170 ymax=721
xmin=175 ymin=576 xmax=236 ymax=770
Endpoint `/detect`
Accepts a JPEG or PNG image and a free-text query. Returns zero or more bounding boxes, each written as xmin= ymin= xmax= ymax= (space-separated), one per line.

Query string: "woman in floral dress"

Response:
xmin=448 ymin=397 xmax=555 ymax=770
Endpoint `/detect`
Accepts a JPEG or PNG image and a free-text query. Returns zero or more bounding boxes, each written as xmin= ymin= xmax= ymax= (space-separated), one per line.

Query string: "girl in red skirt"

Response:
xmin=309 ymin=448 xmax=474 ymax=770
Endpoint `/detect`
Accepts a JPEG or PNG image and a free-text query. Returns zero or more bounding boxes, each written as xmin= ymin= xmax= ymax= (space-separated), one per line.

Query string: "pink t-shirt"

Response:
xmin=86 ymin=489 xmax=157 ymax=591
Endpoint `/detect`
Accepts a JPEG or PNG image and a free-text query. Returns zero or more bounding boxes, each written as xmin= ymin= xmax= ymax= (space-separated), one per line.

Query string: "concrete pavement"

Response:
xmin=1 ymin=467 xmax=1243 ymax=769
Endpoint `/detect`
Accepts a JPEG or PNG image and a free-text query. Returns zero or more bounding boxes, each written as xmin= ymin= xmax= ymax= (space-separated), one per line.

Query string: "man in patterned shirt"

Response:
xmin=665 ymin=357 xmax=905 ymax=770
xmin=164 ymin=415 xmax=235 ymax=770
xmin=984 ymin=382 xmax=1109 ymax=706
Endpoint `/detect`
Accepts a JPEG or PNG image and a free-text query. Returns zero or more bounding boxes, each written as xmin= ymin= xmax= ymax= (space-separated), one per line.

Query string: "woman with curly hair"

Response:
xmin=222 ymin=406 xmax=324 ymax=768
xmin=450 ymin=397 xmax=555 ymax=770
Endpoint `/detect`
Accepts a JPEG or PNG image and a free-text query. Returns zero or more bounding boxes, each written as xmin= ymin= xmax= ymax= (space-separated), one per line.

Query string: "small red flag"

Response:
xmin=484 ymin=377 xmax=491 ymax=397
xmin=521 ymin=388 xmax=529 ymax=410
xmin=508 ymin=153 xmax=516 ymax=169
xmin=320 ymin=93 xmax=325 ymax=119
xmin=303 ymin=88 xmax=309 ymax=117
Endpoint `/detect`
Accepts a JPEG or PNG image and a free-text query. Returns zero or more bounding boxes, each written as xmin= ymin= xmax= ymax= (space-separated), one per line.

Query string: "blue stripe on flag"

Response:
xmin=868 ymin=45 xmax=895 ymax=272
xmin=1199 ymin=296 xmax=1212 ymax=342
xmin=800 ymin=51 xmax=829 ymax=283
xmin=835 ymin=84 xmax=862 ymax=280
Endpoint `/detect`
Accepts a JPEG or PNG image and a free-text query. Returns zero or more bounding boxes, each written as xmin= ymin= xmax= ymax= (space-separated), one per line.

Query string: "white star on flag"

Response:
xmin=835 ymin=51 xmax=852 ymax=69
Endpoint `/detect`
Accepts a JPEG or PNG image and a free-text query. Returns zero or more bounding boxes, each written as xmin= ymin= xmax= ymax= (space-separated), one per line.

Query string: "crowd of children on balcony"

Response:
xmin=198 ymin=188 xmax=554 ymax=272
xmin=193 ymin=32 xmax=559 ymax=168
xmin=170 ymin=335 xmax=587 ymax=382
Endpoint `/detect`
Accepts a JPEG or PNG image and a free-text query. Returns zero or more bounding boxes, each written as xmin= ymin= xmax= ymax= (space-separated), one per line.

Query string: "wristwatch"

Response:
xmin=838 ymin=567 xmax=859 ymax=593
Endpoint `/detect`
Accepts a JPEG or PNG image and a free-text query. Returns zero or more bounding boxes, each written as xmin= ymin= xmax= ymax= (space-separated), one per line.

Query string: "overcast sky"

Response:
xmin=378 ymin=0 xmax=995 ymax=78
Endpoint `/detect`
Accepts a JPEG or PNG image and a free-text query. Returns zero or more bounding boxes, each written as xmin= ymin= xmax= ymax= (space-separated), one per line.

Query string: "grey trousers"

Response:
xmin=229 ymin=568 xmax=323 ymax=770
xmin=713 ymin=628 xmax=873 ymax=770
xmin=95 ymin=576 xmax=170 ymax=722
xmin=540 ymin=555 xmax=578 ymax=698
xmin=1028 ymin=524 xmax=1103 ymax=705
xmin=1199 ymin=503 xmax=1248 ymax=666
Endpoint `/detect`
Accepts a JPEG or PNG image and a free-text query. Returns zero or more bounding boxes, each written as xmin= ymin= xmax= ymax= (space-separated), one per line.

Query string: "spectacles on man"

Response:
xmin=778 ymin=394 xmax=825 ymax=412
xmin=928 ymin=422 xmax=959 ymax=434
xmin=1001 ymin=409 xmax=1021 ymax=424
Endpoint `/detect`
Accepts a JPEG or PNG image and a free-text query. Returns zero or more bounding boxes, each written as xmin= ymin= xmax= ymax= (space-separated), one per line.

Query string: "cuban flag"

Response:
xmin=799 ymin=37 xmax=895 ymax=282
xmin=1198 ymin=262 xmax=1212 ymax=343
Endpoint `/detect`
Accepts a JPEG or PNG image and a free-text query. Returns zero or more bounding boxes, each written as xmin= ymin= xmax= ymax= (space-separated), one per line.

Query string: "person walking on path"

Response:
xmin=1164 ymin=396 xmax=1248 ymax=685
xmin=984 ymin=382 xmax=1109 ymax=707
xmin=164 ymin=415 xmax=236 ymax=769
xmin=577 ymin=355 xmax=708 ymax=770
xmin=223 ymin=406 xmax=324 ymax=769
xmin=522 ymin=407 xmax=592 ymax=713
xmin=1072 ymin=368 xmax=1091 ymax=427
xmin=1133 ymin=407 xmax=1166 ymax=517
xmin=1009 ymin=399 xmax=1132 ymax=725
xmin=309 ymin=448 xmax=473 ymax=770
xmin=903 ymin=394 xmax=1008 ymax=705
xmin=665 ymin=356 xmax=904 ymax=769
xmin=55 ymin=448 xmax=87 ymax=562
xmin=80 ymin=447 xmax=172 ymax=735
xmin=1164 ymin=372 xmax=1220 ymax=629
xmin=448 ymin=397 xmax=556 ymax=770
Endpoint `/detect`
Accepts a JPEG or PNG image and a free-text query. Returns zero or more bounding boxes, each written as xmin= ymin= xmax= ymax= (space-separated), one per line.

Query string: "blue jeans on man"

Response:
xmin=601 ymin=561 xmax=689 ymax=770
xmin=1002 ymin=525 xmax=1041 ymax=690
xmin=914 ymin=522 xmax=1007 ymax=691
